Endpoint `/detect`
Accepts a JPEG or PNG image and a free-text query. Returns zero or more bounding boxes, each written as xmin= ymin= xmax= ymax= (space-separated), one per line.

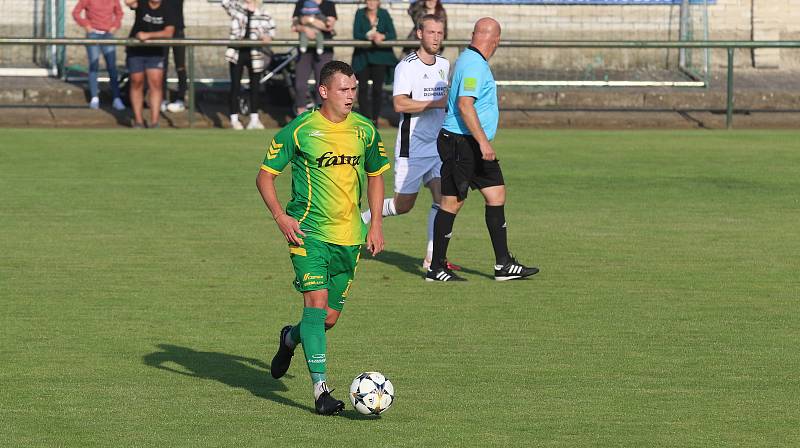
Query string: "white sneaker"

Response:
xmin=166 ymin=100 xmax=185 ymax=113
xmin=231 ymin=119 xmax=244 ymax=130
xmin=247 ymin=118 xmax=265 ymax=130
xmin=89 ymin=97 xmax=100 ymax=109
xmin=160 ymin=100 xmax=168 ymax=112
xmin=112 ymin=97 xmax=125 ymax=111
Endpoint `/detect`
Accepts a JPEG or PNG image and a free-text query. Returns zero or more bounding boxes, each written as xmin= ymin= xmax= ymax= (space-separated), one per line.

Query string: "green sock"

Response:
xmin=299 ymin=307 xmax=327 ymax=379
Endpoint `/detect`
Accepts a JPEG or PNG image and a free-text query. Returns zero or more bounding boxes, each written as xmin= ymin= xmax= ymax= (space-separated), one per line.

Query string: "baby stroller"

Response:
xmin=238 ymin=47 xmax=299 ymax=115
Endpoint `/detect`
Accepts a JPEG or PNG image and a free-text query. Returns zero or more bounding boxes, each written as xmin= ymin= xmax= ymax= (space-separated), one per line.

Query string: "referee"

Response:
xmin=427 ymin=17 xmax=539 ymax=282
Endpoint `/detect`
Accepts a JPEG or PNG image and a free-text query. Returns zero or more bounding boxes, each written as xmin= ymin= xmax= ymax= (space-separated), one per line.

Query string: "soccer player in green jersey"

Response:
xmin=257 ymin=60 xmax=390 ymax=415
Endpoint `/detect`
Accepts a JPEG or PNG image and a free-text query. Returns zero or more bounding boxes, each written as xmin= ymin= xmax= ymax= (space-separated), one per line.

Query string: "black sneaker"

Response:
xmin=270 ymin=325 xmax=295 ymax=379
xmin=315 ymin=390 xmax=345 ymax=416
xmin=425 ymin=266 xmax=467 ymax=282
xmin=494 ymin=255 xmax=539 ymax=281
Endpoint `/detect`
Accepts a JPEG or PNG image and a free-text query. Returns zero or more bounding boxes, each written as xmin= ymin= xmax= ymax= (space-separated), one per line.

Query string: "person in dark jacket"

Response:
xmin=292 ymin=0 xmax=337 ymax=116
xmin=351 ymin=0 xmax=396 ymax=126
xmin=403 ymin=0 xmax=446 ymax=54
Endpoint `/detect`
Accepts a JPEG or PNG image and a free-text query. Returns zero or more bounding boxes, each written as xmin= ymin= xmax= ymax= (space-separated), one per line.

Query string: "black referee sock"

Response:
xmin=431 ymin=209 xmax=456 ymax=271
xmin=485 ymin=205 xmax=510 ymax=266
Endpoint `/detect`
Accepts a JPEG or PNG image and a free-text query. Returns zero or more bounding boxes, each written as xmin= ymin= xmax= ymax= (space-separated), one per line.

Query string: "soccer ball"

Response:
xmin=349 ymin=372 xmax=395 ymax=415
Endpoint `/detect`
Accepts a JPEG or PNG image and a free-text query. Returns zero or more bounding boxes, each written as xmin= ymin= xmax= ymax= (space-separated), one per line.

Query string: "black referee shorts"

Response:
xmin=437 ymin=129 xmax=504 ymax=201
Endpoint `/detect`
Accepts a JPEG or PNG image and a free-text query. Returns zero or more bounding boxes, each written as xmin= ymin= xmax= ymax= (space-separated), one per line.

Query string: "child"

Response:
xmin=297 ymin=0 xmax=327 ymax=55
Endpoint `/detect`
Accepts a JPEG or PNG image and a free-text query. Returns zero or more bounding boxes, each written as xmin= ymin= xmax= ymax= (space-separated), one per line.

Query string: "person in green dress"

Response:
xmin=351 ymin=0 xmax=397 ymax=127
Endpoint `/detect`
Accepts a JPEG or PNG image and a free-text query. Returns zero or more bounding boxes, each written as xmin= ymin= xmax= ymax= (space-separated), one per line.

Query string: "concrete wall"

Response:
xmin=2 ymin=0 xmax=799 ymax=73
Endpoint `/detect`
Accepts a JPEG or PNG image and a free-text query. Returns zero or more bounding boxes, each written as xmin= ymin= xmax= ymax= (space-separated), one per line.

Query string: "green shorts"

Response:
xmin=289 ymin=237 xmax=362 ymax=312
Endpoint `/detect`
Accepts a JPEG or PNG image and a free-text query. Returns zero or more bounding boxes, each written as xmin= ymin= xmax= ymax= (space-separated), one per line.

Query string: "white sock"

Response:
xmin=382 ymin=198 xmax=397 ymax=217
xmin=428 ymin=203 xmax=439 ymax=245
xmin=250 ymin=113 xmax=259 ymax=121
xmin=313 ymin=380 xmax=329 ymax=400
xmin=425 ymin=239 xmax=433 ymax=262
xmin=362 ymin=197 xmax=398 ymax=224
xmin=230 ymin=113 xmax=239 ymax=123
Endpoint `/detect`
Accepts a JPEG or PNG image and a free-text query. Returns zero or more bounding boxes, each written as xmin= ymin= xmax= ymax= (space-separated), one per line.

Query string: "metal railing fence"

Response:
xmin=1 ymin=37 xmax=800 ymax=129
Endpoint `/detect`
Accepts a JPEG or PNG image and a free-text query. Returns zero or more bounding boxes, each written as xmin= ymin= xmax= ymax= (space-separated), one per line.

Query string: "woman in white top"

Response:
xmin=222 ymin=0 xmax=276 ymax=130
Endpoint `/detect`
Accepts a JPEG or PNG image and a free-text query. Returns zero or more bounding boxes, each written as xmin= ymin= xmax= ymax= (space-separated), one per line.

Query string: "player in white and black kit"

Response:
xmin=360 ymin=14 xmax=458 ymax=270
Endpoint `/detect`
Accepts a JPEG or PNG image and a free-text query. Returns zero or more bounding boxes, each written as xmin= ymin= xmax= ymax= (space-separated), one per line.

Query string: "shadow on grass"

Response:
xmin=142 ymin=343 xmax=312 ymax=413
xmin=365 ymin=249 xmax=494 ymax=280
xmin=339 ymin=409 xmax=384 ymax=420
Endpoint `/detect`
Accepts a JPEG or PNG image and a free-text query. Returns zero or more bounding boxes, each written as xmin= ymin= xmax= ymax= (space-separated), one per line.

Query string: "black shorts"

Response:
xmin=437 ymin=129 xmax=504 ymax=201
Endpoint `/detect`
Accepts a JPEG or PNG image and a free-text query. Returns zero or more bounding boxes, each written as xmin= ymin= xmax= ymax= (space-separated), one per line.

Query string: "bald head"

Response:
xmin=473 ymin=17 xmax=501 ymax=38
xmin=470 ymin=17 xmax=501 ymax=59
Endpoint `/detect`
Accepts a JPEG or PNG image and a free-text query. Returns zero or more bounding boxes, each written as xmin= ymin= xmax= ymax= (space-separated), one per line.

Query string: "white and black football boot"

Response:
xmin=425 ymin=266 xmax=467 ymax=282
xmin=494 ymin=255 xmax=539 ymax=281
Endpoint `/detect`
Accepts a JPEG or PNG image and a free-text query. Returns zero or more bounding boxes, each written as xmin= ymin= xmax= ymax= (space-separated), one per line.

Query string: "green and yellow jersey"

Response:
xmin=260 ymin=109 xmax=390 ymax=246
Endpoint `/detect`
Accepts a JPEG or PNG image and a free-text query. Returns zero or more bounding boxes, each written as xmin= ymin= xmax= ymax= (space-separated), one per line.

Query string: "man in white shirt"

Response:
xmin=361 ymin=14 xmax=458 ymax=270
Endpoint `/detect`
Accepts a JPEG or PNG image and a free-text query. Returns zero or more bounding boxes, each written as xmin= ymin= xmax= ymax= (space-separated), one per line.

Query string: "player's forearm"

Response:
xmin=393 ymin=96 xmax=444 ymax=114
xmin=256 ymin=170 xmax=286 ymax=220
xmin=458 ymin=98 xmax=490 ymax=145
xmin=366 ymin=175 xmax=385 ymax=226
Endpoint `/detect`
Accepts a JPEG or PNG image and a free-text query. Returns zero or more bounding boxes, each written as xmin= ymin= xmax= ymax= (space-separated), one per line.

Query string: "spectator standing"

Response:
xmin=125 ymin=0 xmax=176 ymax=128
xmin=291 ymin=0 xmax=337 ymax=117
xmin=296 ymin=0 xmax=327 ymax=55
xmin=222 ymin=0 xmax=276 ymax=130
xmin=351 ymin=0 xmax=397 ymax=127
xmin=72 ymin=0 xmax=126 ymax=110
xmin=163 ymin=0 xmax=188 ymax=113
xmin=404 ymin=0 xmax=446 ymax=54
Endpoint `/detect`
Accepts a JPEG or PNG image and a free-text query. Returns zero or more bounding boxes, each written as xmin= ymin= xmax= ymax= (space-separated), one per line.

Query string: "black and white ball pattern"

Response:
xmin=349 ymin=372 xmax=395 ymax=415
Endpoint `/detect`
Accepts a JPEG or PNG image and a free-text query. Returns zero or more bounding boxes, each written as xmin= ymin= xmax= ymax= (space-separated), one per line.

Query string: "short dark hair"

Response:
xmin=418 ymin=14 xmax=444 ymax=32
xmin=319 ymin=61 xmax=355 ymax=87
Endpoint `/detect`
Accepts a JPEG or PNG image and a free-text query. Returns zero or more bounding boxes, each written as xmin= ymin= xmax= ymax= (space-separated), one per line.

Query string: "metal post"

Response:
xmin=188 ymin=46 xmax=195 ymax=129
xmin=679 ymin=0 xmax=689 ymax=69
xmin=57 ymin=0 xmax=66 ymax=78
xmin=48 ymin=0 xmax=57 ymax=76
xmin=726 ymin=47 xmax=734 ymax=129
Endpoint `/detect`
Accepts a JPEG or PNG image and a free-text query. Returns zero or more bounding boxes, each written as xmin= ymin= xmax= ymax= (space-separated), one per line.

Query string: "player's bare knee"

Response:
xmin=393 ymin=194 xmax=417 ymax=215
xmin=481 ymin=186 xmax=506 ymax=206
xmin=323 ymin=307 xmax=341 ymax=330
xmin=440 ymin=197 xmax=464 ymax=214
xmin=394 ymin=201 xmax=414 ymax=215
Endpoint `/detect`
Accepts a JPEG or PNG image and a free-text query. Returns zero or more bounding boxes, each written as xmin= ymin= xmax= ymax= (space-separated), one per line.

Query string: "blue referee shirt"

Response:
xmin=442 ymin=45 xmax=499 ymax=141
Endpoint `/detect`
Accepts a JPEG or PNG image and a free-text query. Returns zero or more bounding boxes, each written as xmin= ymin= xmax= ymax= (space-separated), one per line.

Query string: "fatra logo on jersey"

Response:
xmin=316 ymin=151 xmax=361 ymax=168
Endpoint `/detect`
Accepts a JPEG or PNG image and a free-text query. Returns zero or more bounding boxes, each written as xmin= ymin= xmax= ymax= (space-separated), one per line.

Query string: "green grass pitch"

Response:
xmin=1 ymin=128 xmax=799 ymax=446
